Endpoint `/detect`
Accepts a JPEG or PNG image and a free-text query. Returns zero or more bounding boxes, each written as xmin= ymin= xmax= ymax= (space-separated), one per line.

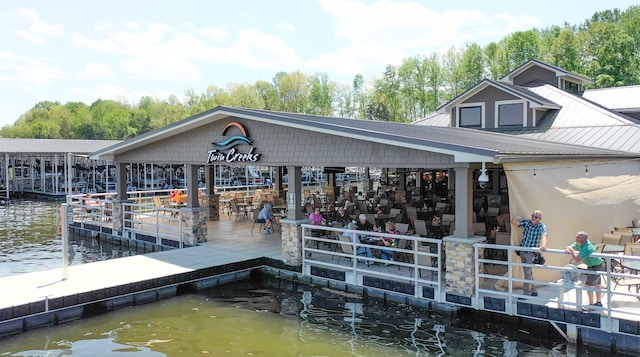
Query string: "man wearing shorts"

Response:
xmin=565 ymin=231 xmax=604 ymax=308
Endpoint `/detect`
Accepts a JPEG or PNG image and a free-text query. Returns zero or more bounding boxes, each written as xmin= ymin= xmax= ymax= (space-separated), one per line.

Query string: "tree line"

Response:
xmin=2 ymin=6 xmax=638 ymax=140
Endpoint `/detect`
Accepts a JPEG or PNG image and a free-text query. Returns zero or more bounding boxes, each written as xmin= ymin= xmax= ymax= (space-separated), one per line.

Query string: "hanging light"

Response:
xmin=478 ymin=162 xmax=489 ymax=188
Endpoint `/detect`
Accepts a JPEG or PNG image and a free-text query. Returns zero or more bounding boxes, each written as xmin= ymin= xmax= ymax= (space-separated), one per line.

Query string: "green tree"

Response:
xmin=504 ymin=30 xmax=541 ymax=68
xmin=307 ymin=73 xmax=334 ymax=116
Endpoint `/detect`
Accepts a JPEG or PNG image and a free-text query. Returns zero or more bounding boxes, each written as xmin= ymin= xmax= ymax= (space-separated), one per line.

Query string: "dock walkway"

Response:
xmin=0 ymin=217 xmax=283 ymax=336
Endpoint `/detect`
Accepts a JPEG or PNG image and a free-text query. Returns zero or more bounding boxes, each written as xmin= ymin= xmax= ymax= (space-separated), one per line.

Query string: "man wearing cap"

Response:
xmin=355 ymin=213 xmax=379 ymax=232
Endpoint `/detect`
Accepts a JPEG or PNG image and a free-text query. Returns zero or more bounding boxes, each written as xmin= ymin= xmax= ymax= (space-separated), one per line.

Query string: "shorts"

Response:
xmin=585 ymin=262 xmax=605 ymax=286
xmin=257 ymin=218 xmax=266 ymax=223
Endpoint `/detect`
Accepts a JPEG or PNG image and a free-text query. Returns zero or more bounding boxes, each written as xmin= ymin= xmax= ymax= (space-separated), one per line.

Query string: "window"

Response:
xmin=459 ymin=105 xmax=482 ymax=128
xmin=563 ymin=80 xmax=579 ymax=92
xmin=498 ymin=102 xmax=524 ymax=127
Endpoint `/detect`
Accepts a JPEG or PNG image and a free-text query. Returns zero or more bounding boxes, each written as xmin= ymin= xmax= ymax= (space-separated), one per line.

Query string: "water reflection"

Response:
xmin=0 ymin=200 xmax=132 ymax=277
xmin=0 ymin=272 xmax=570 ymax=356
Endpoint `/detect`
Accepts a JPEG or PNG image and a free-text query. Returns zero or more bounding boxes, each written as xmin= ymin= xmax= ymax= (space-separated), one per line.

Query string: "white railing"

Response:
xmin=301 ymin=225 xmax=640 ymax=336
xmin=68 ymin=199 xmax=184 ymax=248
xmin=301 ymin=224 xmax=444 ymax=300
xmin=121 ymin=201 xmax=183 ymax=248
xmin=475 ymin=243 xmax=640 ymax=335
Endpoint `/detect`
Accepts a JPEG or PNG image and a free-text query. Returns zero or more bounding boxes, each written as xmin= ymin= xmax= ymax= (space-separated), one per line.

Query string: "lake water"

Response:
xmin=0 ymin=200 xmax=588 ymax=355
xmin=0 ymin=272 xmax=574 ymax=356
xmin=0 ymin=200 xmax=113 ymax=277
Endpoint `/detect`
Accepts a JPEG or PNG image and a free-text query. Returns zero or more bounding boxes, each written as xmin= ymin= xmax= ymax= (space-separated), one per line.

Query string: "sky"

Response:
xmin=0 ymin=0 xmax=638 ymax=128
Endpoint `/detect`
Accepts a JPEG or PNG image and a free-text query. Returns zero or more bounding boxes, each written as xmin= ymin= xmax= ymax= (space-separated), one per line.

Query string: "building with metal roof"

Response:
xmin=0 ymin=138 xmax=121 ymax=199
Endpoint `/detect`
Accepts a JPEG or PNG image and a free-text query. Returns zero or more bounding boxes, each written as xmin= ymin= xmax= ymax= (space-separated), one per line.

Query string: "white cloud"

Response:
xmin=276 ymin=21 xmax=295 ymax=34
xmin=0 ymin=51 xmax=65 ymax=88
xmin=197 ymin=26 xmax=230 ymax=42
xmin=72 ymin=21 xmax=299 ymax=82
xmin=225 ymin=28 xmax=299 ymax=69
xmin=10 ymin=30 xmax=45 ymax=46
xmin=312 ymin=0 xmax=546 ymax=79
xmin=76 ymin=61 xmax=114 ymax=80
xmin=16 ymin=7 xmax=63 ymax=36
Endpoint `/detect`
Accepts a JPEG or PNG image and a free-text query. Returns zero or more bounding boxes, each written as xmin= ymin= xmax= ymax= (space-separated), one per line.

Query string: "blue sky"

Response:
xmin=0 ymin=0 xmax=637 ymax=128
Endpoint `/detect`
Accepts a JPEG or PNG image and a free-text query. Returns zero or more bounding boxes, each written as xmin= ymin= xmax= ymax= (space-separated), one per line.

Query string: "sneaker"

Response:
xmin=530 ymin=292 xmax=538 ymax=297
xmin=267 ymin=229 xmax=274 ymax=234
xmin=591 ymin=302 xmax=603 ymax=307
xmin=263 ymin=229 xmax=268 ymax=234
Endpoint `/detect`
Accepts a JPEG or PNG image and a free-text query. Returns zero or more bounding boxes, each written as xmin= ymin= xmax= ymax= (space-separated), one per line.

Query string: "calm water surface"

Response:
xmin=0 ymin=200 xmax=114 ymax=277
xmin=0 ymin=274 xmax=571 ymax=356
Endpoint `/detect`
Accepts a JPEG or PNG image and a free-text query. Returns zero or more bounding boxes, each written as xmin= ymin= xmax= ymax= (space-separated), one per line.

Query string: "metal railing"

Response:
xmin=301 ymin=224 xmax=444 ymax=300
xmin=475 ymin=243 xmax=640 ymax=335
xmin=301 ymin=225 xmax=640 ymax=336
xmin=68 ymin=199 xmax=184 ymax=248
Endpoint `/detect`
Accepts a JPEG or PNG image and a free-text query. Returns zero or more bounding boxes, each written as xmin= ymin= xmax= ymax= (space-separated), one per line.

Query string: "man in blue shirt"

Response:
xmin=511 ymin=209 xmax=548 ymax=297
xmin=257 ymin=203 xmax=275 ymax=234
xmin=565 ymin=231 xmax=604 ymax=308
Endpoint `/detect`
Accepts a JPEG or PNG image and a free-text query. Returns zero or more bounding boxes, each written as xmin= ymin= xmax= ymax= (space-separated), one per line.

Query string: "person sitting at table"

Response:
xmin=171 ymin=190 xmax=186 ymax=205
xmin=258 ymin=203 xmax=275 ymax=234
xmin=309 ymin=208 xmax=326 ymax=226
xmin=83 ymin=193 xmax=100 ymax=213
xmin=381 ymin=221 xmax=400 ymax=263
xmin=355 ymin=214 xmax=379 ymax=232
xmin=344 ymin=222 xmax=373 ymax=259
xmin=334 ymin=206 xmax=350 ymax=225
xmin=564 ymin=231 xmax=604 ymax=309
xmin=309 ymin=207 xmax=326 ymax=237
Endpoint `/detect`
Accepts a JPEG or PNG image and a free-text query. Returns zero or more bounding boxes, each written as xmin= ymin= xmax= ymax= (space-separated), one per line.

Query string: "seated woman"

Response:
xmin=381 ymin=221 xmax=400 ymax=263
xmin=308 ymin=207 xmax=326 ymax=237
xmin=257 ymin=203 xmax=276 ymax=234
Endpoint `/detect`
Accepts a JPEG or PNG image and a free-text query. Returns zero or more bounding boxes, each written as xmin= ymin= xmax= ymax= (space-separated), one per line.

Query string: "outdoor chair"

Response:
xmin=395 ymin=222 xmax=409 ymax=235
xmin=413 ymin=219 xmax=429 ymax=237
xmin=251 ymin=207 xmax=266 ymax=233
xmin=336 ymin=234 xmax=368 ymax=265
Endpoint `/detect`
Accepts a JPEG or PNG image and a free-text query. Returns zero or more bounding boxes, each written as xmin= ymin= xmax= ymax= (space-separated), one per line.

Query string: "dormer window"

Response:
xmin=562 ymin=79 xmax=580 ymax=92
xmin=495 ymin=100 xmax=526 ymax=127
xmin=458 ymin=102 xmax=484 ymax=128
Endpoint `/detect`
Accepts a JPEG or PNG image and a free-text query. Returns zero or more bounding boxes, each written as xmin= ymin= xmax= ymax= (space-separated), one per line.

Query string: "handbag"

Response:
xmin=533 ymin=252 xmax=546 ymax=265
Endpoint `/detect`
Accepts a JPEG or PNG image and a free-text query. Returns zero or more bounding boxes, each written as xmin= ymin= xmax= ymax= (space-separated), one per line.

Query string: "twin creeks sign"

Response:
xmin=207 ymin=122 xmax=261 ymax=163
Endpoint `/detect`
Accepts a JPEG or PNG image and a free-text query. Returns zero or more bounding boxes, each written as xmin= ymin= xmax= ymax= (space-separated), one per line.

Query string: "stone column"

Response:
xmin=444 ymin=236 xmax=486 ymax=297
xmin=181 ymin=207 xmax=208 ymax=245
xmin=281 ymin=219 xmax=304 ymax=265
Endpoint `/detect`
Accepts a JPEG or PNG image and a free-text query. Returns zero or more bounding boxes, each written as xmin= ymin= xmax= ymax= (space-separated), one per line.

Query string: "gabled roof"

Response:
xmin=0 ymin=138 xmax=121 ymax=154
xmin=436 ymin=78 xmax=561 ymax=113
xmin=500 ymin=59 xmax=594 ymax=85
xmin=418 ymin=82 xmax=640 ymax=153
xmin=494 ymin=83 xmax=640 ymax=152
xmin=91 ymin=106 xmax=632 ymax=164
xmin=582 ymin=85 xmax=640 ymax=113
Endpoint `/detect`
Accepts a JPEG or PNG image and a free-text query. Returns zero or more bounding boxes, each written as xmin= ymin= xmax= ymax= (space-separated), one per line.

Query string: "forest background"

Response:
xmin=1 ymin=6 xmax=639 ymax=140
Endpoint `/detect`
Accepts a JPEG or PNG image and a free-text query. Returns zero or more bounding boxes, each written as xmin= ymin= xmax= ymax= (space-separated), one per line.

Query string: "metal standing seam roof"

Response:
xmin=415 ymin=81 xmax=640 ymax=154
xmin=582 ymin=85 xmax=640 ymax=112
xmin=91 ymin=106 xmax=634 ymax=164
xmin=0 ymin=138 xmax=121 ymax=154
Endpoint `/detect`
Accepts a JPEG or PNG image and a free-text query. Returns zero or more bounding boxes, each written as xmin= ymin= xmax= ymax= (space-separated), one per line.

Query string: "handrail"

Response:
xmin=67 ymin=200 xmax=184 ymax=248
xmin=301 ymin=224 xmax=443 ymax=299
xmin=302 ymin=226 xmax=640 ymax=337
xmin=475 ymin=242 xmax=640 ymax=334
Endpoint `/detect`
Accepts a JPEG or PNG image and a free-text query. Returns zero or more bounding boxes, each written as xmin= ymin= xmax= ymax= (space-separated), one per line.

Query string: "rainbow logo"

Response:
xmin=212 ymin=122 xmax=253 ymax=150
